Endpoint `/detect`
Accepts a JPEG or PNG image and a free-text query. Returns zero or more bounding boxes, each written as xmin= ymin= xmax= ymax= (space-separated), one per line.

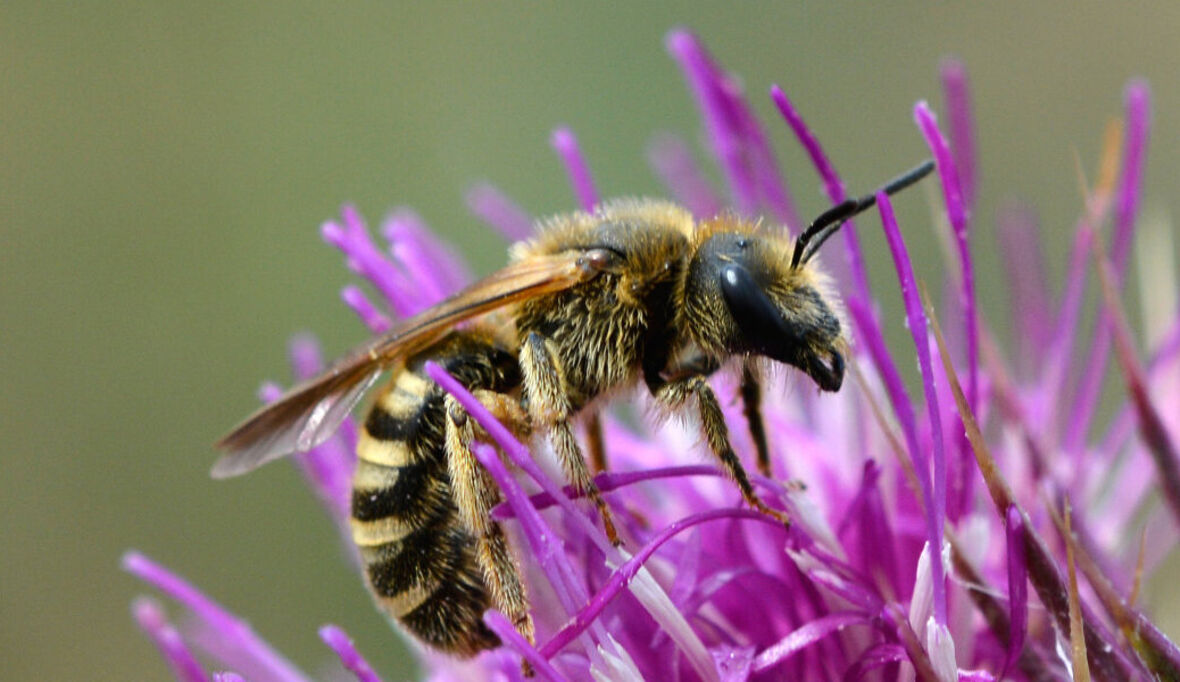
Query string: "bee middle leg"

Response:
xmin=520 ymin=332 xmax=622 ymax=546
xmin=654 ymin=372 xmax=790 ymax=527
xmin=585 ymin=411 xmax=607 ymax=474
xmin=444 ymin=392 xmax=535 ymax=646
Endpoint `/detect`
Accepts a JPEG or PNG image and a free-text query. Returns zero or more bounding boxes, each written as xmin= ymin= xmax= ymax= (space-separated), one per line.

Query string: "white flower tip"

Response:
xmin=925 ymin=618 xmax=958 ymax=682
xmin=591 ymin=635 xmax=646 ymax=682
xmin=908 ymin=542 xmax=935 ymax=633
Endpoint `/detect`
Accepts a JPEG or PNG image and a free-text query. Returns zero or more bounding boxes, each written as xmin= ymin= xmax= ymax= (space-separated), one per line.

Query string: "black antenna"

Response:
xmin=790 ymin=159 xmax=936 ymax=269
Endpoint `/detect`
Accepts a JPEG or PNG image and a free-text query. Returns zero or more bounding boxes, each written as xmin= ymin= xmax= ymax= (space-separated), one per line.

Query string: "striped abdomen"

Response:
xmin=349 ymin=331 xmax=520 ymax=657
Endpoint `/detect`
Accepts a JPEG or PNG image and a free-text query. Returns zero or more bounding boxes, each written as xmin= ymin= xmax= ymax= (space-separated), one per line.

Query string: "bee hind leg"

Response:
xmin=520 ymin=332 xmax=622 ymax=546
xmin=444 ymin=393 xmax=535 ymax=649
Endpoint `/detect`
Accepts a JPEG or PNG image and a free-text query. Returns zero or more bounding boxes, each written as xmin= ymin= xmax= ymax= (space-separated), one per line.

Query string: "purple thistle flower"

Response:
xmin=127 ymin=31 xmax=1180 ymax=682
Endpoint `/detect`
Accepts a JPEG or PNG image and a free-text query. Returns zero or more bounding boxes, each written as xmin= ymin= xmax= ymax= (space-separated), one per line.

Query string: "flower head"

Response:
xmin=127 ymin=30 xmax=1180 ymax=681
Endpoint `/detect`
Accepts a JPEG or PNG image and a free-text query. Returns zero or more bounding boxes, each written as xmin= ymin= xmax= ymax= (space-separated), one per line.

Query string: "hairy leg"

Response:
xmin=444 ymin=393 xmax=535 ymax=646
xmin=585 ymin=411 xmax=607 ymax=474
xmin=739 ymin=363 xmax=772 ymax=478
xmin=520 ymin=332 xmax=621 ymax=545
xmin=654 ymin=372 xmax=790 ymax=527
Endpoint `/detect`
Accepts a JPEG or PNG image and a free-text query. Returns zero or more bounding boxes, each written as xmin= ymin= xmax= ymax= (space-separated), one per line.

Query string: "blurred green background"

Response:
xmin=4 ymin=4 xmax=1180 ymax=680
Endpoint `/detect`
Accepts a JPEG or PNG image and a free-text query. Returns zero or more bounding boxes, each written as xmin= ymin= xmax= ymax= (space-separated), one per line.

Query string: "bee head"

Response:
xmin=680 ymin=161 xmax=936 ymax=391
xmin=683 ymin=231 xmax=846 ymax=391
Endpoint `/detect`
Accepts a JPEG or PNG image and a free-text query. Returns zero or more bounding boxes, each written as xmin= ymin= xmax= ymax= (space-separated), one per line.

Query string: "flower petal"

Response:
xmin=1067 ymin=82 xmax=1151 ymax=453
xmin=647 ymin=133 xmax=722 ymax=219
xmin=770 ymin=83 xmax=871 ymax=304
xmin=319 ymin=625 xmax=385 ymax=682
xmin=321 ymin=207 xmax=416 ymax=317
xmin=466 ymin=182 xmax=534 ymax=241
xmin=750 ymin=611 xmax=869 ymax=675
xmin=122 ymin=552 xmax=309 ymax=682
xmin=132 ymin=596 xmax=210 ymax=682
xmin=551 ymin=127 xmax=599 ymax=212
xmin=483 ymin=610 xmax=568 ymax=681
xmin=382 ymin=208 xmax=470 ymax=303
xmin=340 ymin=285 xmax=393 ymax=334
xmin=877 ymin=189 xmax=949 ymax=625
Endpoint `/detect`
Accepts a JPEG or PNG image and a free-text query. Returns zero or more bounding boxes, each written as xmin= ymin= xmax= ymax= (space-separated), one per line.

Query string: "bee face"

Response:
xmin=683 ymin=230 xmax=846 ymax=391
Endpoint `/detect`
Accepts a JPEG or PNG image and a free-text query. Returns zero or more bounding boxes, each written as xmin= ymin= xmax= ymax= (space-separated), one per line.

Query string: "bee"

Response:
xmin=214 ymin=160 xmax=934 ymax=658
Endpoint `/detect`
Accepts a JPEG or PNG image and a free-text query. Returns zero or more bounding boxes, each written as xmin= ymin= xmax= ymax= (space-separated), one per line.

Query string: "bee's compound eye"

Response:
xmin=718 ymin=264 xmax=801 ymax=356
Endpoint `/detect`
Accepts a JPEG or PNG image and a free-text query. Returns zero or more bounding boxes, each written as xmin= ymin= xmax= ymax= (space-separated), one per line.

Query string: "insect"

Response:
xmin=214 ymin=159 xmax=934 ymax=657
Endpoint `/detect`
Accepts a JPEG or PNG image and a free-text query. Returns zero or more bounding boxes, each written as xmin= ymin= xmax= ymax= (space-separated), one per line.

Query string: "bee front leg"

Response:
xmin=739 ymin=363 xmax=772 ymax=478
xmin=520 ymin=332 xmax=622 ymax=546
xmin=444 ymin=394 xmax=536 ymax=648
xmin=653 ymin=372 xmax=790 ymax=528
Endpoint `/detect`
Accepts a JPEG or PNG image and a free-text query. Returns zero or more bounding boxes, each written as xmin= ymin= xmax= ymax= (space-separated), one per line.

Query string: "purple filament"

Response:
xmin=876 ymin=191 xmax=949 ymax=626
xmin=319 ymin=625 xmax=385 ymax=682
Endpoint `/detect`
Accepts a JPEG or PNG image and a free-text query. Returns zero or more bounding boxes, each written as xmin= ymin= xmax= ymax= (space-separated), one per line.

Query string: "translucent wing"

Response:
xmin=212 ymin=249 xmax=610 ymax=478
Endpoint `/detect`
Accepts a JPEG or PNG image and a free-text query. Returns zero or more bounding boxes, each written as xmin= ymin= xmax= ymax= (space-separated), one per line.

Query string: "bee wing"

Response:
xmin=212 ymin=249 xmax=609 ymax=478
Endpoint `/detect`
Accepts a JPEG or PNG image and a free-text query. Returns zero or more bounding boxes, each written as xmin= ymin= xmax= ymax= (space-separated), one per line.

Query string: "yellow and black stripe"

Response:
xmin=350 ymin=330 xmax=520 ymax=657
